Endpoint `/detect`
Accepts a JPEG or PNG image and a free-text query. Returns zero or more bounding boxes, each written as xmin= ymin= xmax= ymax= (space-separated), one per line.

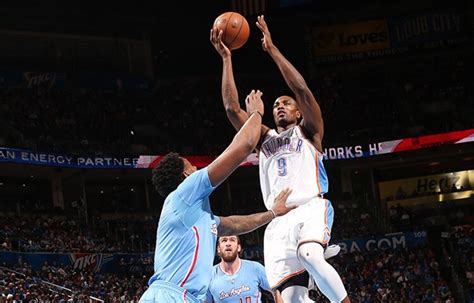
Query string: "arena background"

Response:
xmin=0 ymin=0 xmax=473 ymax=302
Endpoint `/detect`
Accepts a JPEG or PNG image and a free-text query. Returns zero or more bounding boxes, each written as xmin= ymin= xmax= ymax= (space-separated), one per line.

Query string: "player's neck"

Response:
xmin=220 ymin=258 xmax=241 ymax=275
xmin=276 ymin=122 xmax=297 ymax=133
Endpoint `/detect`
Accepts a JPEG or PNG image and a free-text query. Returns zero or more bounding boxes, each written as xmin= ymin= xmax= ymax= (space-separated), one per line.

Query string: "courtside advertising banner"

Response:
xmin=336 ymin=231 xmax=428 ymax=253
xmin=138 ymin=128 xmax=474 ymax=168
xmin=379 ymin=170 xmax=473 ymax=201
xmin=1 ymin=129 xmax=473 ymax=169
xmin=0 ymin=147 xmax=138 ymax=168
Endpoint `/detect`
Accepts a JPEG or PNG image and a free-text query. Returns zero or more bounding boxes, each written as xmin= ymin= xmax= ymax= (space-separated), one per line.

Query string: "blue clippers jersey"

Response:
xmin=206 ymin=260 xmax=271 ymax=303
xmin=148 ymin=168 xmax=220 ymax=301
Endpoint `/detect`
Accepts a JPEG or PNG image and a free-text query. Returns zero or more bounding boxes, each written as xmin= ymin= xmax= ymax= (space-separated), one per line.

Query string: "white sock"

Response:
xmin=280 ymin=285 xmax=313 ymax=303
xmin=297 ymin=242 xmax=348 ymax=302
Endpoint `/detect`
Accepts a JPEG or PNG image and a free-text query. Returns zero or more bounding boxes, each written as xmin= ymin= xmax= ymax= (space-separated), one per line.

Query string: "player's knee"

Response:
xmin=280 ymin=285 xmax=309 ymax=303
xmin=297 ymin=242 xmax=325 ymax=268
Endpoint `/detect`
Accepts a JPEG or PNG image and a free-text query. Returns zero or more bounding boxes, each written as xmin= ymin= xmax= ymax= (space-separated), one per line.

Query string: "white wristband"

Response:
xmin=269 ymin=209 xmax=276 ymax=219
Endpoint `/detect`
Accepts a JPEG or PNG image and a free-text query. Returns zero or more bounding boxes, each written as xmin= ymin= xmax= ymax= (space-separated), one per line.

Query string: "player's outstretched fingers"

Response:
xmin=218 ymin=30 xmax=224 ymax=43
xmin=256 ymin=15 xmax=267 ymax=29
xmin=212 ymin=27 xmax=219 ymax=43
xmin=246 ymin=90 xmax=253 ymax=103
xmin=272 ymin=188 xmax=296 ymax=216
xmin=277 ymin=188 xmax=292 ymax=201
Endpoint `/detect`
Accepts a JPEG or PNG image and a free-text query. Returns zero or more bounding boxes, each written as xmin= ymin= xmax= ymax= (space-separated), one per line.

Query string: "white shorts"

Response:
xmin=263 ymin=198 xmax=334 ymax=289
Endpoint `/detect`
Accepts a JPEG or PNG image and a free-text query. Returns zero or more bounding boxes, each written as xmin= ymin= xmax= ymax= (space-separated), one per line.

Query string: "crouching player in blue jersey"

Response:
xmin=139 ymin=90 xmax=296 ymax=303
xmin=205 ymin=235 xmax=274 ymax=303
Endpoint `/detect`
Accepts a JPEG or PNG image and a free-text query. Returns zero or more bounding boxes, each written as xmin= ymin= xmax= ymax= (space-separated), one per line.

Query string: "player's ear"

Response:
xmin=296 ymin=110 xmax=301 ymax=119
xmin=237 ymin=244 xmax=241 ymax=253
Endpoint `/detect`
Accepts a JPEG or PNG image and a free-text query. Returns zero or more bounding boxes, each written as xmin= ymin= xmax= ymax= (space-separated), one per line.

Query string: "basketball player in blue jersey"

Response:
xmin=139 ymin=90 xmax=297 ymax=303
xmin=211 ymin=16 xmax=349 ymax=303
xmin=205 ymin=235 xmax=272 ymax=303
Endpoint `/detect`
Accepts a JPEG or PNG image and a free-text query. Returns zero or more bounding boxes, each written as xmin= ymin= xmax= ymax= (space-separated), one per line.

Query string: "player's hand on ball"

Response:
xmin=245 ymin=90 xmax=264 ymax=118
xmin=256 ymin=15 xmax=274 ymax=52
xmin=271 ymin=188 xmax=296 ymax=217
xmin=210 ymin=27 xmax=231 ymax=59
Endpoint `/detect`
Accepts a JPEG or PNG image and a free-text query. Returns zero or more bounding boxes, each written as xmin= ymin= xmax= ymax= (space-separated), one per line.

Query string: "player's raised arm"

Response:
xmin=210 ymin=28 xmax=247 ymax=130
xmin=256 ymin=15 xmax=324 ymax=150
xmin=207 ymin=90 xmax=264 ymax=187
xmin=211 ymin=27 xmax=270 ymax=136
xmin=218 ymin=188 xmax=295 ymax=236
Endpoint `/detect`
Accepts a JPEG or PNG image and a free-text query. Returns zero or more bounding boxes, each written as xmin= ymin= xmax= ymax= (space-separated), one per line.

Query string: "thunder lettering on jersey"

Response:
xmin=206 ymin=259 xmax=271 ymax=303
xmin=259 ymin=126 xmax=328 ymax=209
xmin=148 ymin=168 xmax=220 ymax=301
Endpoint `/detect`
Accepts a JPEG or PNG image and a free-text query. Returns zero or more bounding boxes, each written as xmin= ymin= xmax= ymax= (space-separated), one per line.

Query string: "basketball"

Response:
xmin=213 ymin=12 xmax=250 ymax=50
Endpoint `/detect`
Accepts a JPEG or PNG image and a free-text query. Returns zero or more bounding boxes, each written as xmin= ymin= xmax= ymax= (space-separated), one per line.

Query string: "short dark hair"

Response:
xmin=152 ymin=152 xmax=184 ymax=197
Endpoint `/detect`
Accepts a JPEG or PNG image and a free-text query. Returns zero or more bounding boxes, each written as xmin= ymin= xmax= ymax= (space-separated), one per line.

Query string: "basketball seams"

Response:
xmin=227 ymin=14 xmax=244 ymax=49
xmin=222 ymin=12 xmax=234 ymax=47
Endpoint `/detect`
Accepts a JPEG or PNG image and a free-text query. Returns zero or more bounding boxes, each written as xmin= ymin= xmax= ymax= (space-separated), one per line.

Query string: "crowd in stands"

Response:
xmin=2 ymin=201 xmax=471 ymax=302
xmin=0 ymin=48 xmax=472 ymax=156
xmin=0 ymin=83 xmax=231 ymax=156
xmin=0 ymin=261 xmax=147 ymax=302
xmin=389 ymin=202 xmax=473 ymax=233
xmin=0 ymin=88 xmax=158 ymax=155
xmin=0 ymin=215 xmax=156 ymax=253
xmin=330 ymin=192 xmax=379 ymax=241
xmin=0 ymin=192 xmax=381 ymax=256
xmin=8 ymin=191 xmax=467 ymax=255
xmin=1 ymin=233 xmax=461 ymax=302
xmin=310 ymin=246 xmax=455 ymax=303
xmin=450 ymin=225 xmax=474 ymax=302
xmin=311 ymin=50 xmax=473 ymax=145
xmin=1 ymin=185 xmax=470 ymax=302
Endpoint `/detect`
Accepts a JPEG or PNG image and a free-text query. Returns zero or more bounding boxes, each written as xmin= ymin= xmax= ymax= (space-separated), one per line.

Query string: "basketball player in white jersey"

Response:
xmin=211 ymin=16 xmax=349 ymax=303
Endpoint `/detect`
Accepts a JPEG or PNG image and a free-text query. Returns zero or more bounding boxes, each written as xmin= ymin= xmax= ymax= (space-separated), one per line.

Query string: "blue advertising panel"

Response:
xmin=336 ymin=231 xmax=427 ymax=253
xmin=0 ymin=147 xmax=139 ymax=169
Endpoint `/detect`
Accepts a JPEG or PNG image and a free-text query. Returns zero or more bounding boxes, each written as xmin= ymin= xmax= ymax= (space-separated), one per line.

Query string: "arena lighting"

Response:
xmin=0 ymin=182 xmax=3 ymax=186
xmin=130 ymin=187 xmax=134 ymax=192
xmin=100 ymin=190 xmax=104 ymax=194
xmin=22 ymin=183 xmax=26 ymax=187
xmin=437 ymin=191 xmax=471 ymax=202
xmin=30 ymin=175 xmax=34 ymax=178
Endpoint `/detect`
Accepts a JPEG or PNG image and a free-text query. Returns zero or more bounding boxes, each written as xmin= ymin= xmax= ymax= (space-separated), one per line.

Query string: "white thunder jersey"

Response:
xmin=259 ymin=125 xmax=328 ymax=209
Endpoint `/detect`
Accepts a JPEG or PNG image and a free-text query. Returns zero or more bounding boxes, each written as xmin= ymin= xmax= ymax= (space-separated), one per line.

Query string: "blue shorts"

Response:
xmin=139 ymin=281 xmax=199 ymax=303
